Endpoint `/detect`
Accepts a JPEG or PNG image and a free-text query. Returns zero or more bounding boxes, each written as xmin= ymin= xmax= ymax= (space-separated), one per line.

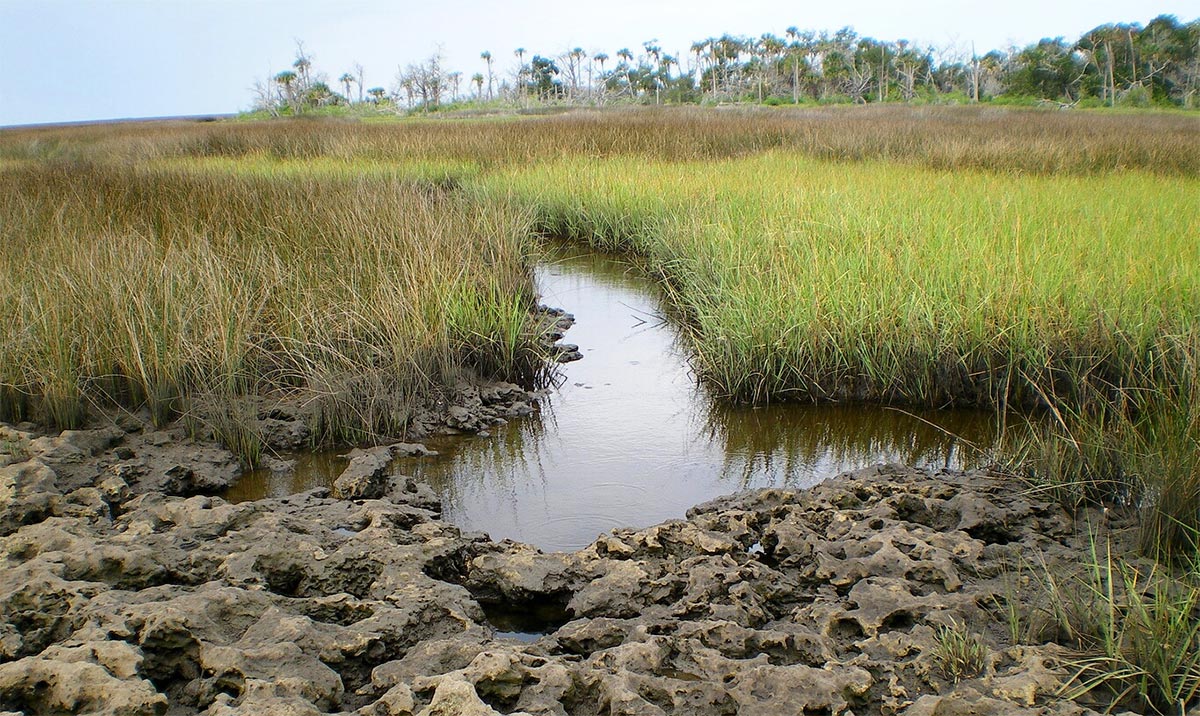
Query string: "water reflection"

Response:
xmin=224 ymin=451 xmax=348 ymax=503
xmin=412 ymin=248 xmax=1023 ymax=552
xmin=697 ymin=402 xmax=1000 ymax=490
xmin=225 ymin=248 xmax=1028 ymax=551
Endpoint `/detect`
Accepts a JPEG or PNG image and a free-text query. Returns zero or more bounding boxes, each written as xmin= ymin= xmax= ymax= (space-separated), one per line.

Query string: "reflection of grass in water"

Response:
xmin=224 ymin=451 xmax=349 ymax=503
xmin=0 ymin=159 xmax=541 ymax=465
xmin=695 ymin=401 xmax=1017 ymax=489
xmin=417 ymin=411 xmax=551 ymax=513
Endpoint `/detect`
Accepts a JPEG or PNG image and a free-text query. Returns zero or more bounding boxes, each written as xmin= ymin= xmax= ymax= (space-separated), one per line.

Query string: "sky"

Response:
xmin=1 ymin=0 xmax=1197 ymax=127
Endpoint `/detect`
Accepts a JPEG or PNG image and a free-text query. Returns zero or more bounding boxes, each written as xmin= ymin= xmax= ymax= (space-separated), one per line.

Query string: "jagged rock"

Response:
xmin=0 ymin=459 xmax=59 ymax=535
xmin=0 ymin=646 xmax=167 ymax=715
xmin=259 ymin=417 xmax=312 ymax=451
xmin=360 ymin=683 xmax=416 ymax=716
xmin=391 ymin=443 xmax=436 ymax=458
xmin=0 ymin=422 xmax=1120 ymax=716
xmin=415 ymin=677 xmax=527 ymax=716
xmin=333 ymin=448 xmax=394 ymax=500
xmin=28 ymin=427 xmax=123 ymax=463
xmin=906 ymin=686 xmax=1096 ymax=715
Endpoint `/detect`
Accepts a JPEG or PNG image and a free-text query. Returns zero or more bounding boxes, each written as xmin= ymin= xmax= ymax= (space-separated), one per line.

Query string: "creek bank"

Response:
xmin=0 ymin=370 xmax=547 ymax=507
xmin=0 ymin=417 xmax=1132 ymax=715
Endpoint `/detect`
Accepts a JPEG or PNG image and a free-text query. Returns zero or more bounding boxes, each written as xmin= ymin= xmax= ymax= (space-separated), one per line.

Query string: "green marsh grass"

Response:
xmin=0 ymin=159 xmax=541 ymax=457
xmin=483 ymin=152 xmax=1200 ymax=411
xmin=1052 ymin=539 xmax=1200 ymax=715
xmin=2 ymin=106 xmax=1198 ymax=711
xmin=932 ymin=619 xmax=988 ymax=683
xmin=1 ymin=106 xmax=1197 ymax=500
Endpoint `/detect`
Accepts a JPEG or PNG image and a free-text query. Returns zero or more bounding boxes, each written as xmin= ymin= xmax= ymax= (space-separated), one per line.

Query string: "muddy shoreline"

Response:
xmin=0 ymin=393 xmax=1128 ymax=714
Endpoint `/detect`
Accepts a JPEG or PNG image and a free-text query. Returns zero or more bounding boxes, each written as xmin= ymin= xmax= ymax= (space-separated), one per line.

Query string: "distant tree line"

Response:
xmin=250 ymin=16 xmax=1200 ymax=115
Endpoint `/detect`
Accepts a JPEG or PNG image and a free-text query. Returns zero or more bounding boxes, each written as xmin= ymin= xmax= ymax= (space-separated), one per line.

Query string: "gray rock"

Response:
xmin=0 ymin=422 xmax=1116 ymax=716
xmin=0 ymin=646 xmax=167 ymax=715
xmin=333 ymin=448 xmax=395 ymax=500
xmin=0 ymin=459 xmax=59 ymax=535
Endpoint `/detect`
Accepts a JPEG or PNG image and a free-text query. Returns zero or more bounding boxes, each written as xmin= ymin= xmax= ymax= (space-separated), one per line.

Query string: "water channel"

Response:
xmin=228 ymin=248 xmax=1019 ymax=552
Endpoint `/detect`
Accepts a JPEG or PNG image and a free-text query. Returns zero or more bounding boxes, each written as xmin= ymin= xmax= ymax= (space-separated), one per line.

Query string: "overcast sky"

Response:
xmin=1 ymin=0 xmax=1197 ymax=126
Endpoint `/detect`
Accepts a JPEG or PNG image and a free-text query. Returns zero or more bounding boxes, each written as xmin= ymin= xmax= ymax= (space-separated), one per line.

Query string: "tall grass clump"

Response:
xmin=1001 ymin=360 xmax=1200 ymax=557
xmin=482 ymin=152 xmax=1199 ymax=411
xmin=1037 ymin=537 xmax=1200 ymax=715
xmin=0 ymin=160 xmax=541 ymax=460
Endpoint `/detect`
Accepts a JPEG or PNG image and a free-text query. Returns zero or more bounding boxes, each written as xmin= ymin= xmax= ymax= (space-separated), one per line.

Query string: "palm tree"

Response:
xmin=785 ymin=27 xmax=803 ymax=103
xmin=652 ymin=54 xmax=677 ymax=103
xmin=713 ymin=36 xmax=743 ymax=99
xmin=617 ymin=48 xmax=633 ymax=97
xmin=594 ymin=53 xmax=609 ymax=102
xmin=760 ymin=33 xmax=786 ymax=101
xmin=703 ymin=38 xmax=721 ymax=97
xmin=274 ymin=70 xmax=298 ymax=112
xmin=569 ymin=47 xmax=587 ymax=98
xmin=514 ymin=47 xmax=526 ymax=103
xmin=471 ymin=72 xmax=485 ymax=100
xmin=642 ymin=41 xmax=662 ymax=103
xmin=481 ymin=50 xmax=494 ymax=99
xmin=690 ymin=40 xmax=708 ymax=99
xmin=304 ymin=81 xmax=333 ymax=108
xmin=338 ymin=73 xmax=355 ymax=104
xmin=292 ymin=56 xmax=311 ymax=91
xmin=643 ymin=40 xmax=661 ymax=65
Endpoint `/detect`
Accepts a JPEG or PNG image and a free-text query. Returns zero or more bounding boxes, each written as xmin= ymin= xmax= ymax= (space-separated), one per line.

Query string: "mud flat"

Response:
xmin=0 ymin=411 xmax=1127 ymax=715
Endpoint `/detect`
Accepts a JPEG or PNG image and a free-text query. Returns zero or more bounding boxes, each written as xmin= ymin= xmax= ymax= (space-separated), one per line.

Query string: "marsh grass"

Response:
xmin=1054 ymin=540 xmax=1200 ymax=715
xmin=932 ymin=619 xmax=988 ymax=683
xmin=0 ymin=106 xmax=1196 ymax=487
xmin=0 ymin=159 xmax=541 ymax=459
xmin=4 ymin=106 xmax=1197 ymax=174
xmin=484 ymin=152 xmax=1199 ymax=413
xmin=988 ymin=543 xmax=1200 ymax=714
xmin=995 ymin=339 xmax=1200 ymax=555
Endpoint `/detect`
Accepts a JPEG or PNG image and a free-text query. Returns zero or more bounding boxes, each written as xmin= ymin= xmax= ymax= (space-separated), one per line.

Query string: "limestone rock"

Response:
xmin=0 ymin=423 xmax=1119 ymax=716
xmin=0 ymin=649 xmax=167 ymax=715
xmin=333 ymin=448 xmax=394 ymax=500
xmin=0 ymin=459 xmax=59 ymax=535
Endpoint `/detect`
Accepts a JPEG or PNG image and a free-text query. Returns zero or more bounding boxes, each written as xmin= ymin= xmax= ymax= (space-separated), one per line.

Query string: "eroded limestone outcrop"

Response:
xmin=0 ymin=420 xmax=1123 ymax=715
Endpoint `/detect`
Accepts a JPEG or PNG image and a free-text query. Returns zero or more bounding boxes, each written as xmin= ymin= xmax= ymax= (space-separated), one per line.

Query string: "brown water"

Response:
xmin=227 ymin=249 xmax=1022 ymax=552
xmin=224 ymin=451 xmax=349 ymax=504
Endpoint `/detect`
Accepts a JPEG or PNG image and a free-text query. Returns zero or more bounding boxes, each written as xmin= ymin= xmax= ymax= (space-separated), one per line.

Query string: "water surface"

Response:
xmin=414 ymin=250 xmax=1010 ymax=551
xmin=227 ymin=249 xmax=1019 ymax=552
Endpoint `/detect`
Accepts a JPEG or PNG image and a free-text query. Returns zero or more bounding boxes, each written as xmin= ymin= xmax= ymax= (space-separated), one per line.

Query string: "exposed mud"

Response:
xmin=0 ymin=411 xmax=1131 ymax=715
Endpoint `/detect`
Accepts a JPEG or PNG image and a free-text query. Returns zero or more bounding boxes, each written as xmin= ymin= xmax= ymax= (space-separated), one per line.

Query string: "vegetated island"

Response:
xmin=246 ymin=15 xmax=1200 ymax=116
xmin=1 ymin=19 xmax=1200 ymax=716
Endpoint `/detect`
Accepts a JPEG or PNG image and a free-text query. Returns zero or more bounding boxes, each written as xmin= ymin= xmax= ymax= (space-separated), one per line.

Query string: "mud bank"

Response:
xmin=0 ymin=414 xmax=1130 ymax=715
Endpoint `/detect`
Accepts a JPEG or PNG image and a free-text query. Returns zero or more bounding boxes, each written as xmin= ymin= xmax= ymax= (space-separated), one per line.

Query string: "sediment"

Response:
xmin=0 ymin=403 xmax=1133 ymax=715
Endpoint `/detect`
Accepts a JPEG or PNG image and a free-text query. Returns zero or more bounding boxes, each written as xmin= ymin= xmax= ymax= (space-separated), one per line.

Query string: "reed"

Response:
xmin=4 ymin=105 xmax=1197 ymax=175
xmin=1 ymin=105 xmax=1196 ymax=492
xmin=0 ymin=160 xmax=541 ymax=459
xmin=483 ymin=152 xmax=1199 ymax=412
